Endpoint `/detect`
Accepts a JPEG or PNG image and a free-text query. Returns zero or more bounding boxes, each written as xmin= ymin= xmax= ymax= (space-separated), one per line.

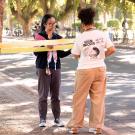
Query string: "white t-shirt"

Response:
xmin=71 ymin=29 xmax=114 ymax=69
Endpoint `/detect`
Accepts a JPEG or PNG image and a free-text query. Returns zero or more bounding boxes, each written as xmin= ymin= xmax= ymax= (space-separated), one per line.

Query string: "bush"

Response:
xmin=95 ymin=22 xmax=103 ymax=30
xmin=72 ymin=22 xmax=103 ymax=30
xmin=72 ymin=22 xmax=81 ymax=31
xmin=107 ymin=20 xmax=119 ymax=29
xmin=127 ymin=20 xmax=133 ymax=29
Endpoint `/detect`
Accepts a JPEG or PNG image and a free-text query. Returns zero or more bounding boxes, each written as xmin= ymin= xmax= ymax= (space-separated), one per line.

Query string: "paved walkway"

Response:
xmin=0 ymin=41 xmax=135 ymax=135
xmin=0 ymin=72 xmax=119 ymax=135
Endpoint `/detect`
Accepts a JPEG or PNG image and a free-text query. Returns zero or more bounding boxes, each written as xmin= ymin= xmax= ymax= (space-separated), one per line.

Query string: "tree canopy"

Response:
xmin=2 ymin=0 xmax=135 ymax=37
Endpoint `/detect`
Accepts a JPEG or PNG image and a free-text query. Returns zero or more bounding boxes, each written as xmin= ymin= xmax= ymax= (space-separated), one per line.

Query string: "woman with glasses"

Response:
xmin=34 ymin=14 xmax=71 ymax=127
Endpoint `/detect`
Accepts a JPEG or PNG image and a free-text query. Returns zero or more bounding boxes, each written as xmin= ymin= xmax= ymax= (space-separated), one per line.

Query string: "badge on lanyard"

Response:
xmin=46 ymin=68 xmax=51 ymax=75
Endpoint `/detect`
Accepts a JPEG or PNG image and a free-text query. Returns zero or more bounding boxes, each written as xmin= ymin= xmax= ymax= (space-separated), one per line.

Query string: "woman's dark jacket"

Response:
xmin=34 ymin=31 xmax=71 ymax=69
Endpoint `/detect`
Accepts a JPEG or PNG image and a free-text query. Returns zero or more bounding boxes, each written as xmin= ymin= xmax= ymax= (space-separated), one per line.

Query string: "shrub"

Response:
xmin=127 ymin=20 xmax=133 ymax=29
xmin=107 ymin=20 xmax=119 ymax=29
xmin=72 ymin=22 xmax=81 ymax=31
xmin=94 ymin=22 xmax=103 ymax=30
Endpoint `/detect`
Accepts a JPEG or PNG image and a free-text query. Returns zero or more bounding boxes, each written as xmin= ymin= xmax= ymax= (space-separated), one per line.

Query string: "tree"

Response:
xmin=39 ymin=0 xmax=78 ymax=21
xmin=8 ymin=0 xmax=79 ymax=36
xmin=59 ymin=0 xmax=79 ymax=21
xmin=9 ymin=0 xmax=39 ymax=36
xmin=90 ymin=0 xmax=98 ymax=7
xmin=128 ymin=0 xmax=135 ymax=3
xmin=39 ymin=0 xmax=57 ymax=14
xmin=0 ymin=0 xmax=5 ymax=42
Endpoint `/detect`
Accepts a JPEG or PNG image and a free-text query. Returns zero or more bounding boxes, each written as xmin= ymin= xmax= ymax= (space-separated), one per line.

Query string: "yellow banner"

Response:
xmin=0 ymin=39 xmax=74 ymax=54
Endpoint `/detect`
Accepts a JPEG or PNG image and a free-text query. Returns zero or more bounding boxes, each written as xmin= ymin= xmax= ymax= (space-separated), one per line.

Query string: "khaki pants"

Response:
xmin=67 ymin=67 xmax=106 ymax=128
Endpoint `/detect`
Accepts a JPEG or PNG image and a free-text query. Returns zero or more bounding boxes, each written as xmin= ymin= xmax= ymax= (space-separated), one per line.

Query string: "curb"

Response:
xmin=114 ymin=43 xmax=135 ymax=49
xmin=116 ymin=45 xmax=135 ymax=49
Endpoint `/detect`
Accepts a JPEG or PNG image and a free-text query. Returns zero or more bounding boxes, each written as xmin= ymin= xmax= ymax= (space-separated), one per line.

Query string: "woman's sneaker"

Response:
xmin=89 ymin=128 xmax=96 ymax=134
xmin=68 ymin=128 xmax=78 ymax=134
xmin=96 ymin=128 xmax=102 ymax=134
xmin=89 ymin=128 xmax=102 ymax=134
xmin=39 ymin=119 xmax=46 ymax=127
xmin=54 ymin=118 xmax=64 ymax=127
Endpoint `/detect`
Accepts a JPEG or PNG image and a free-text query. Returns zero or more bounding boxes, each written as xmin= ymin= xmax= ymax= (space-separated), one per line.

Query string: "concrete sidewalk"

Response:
xmin=0 ymin=48 xmax=135 ymax=135
xmin=0 ymin=72 xmax=120 ymax=135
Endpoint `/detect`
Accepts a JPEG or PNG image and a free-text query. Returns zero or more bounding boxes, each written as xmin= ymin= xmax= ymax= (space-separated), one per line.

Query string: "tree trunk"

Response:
xmin=128 ymin=0 xmax=135 ymax=3
xmin=22 ymin=19 xmax=32 ymax=37
xmin=39 ymin=0 xmax=49 ymax=14
xmin=7 ymin=15 xmax=14 ymax=36
xmin=22 ymin=24 xmax=29 ymax=37
xmin=91 ymin=0 xmax=98 ymax=8
xmin=121 ymin=0 xmax=128 ymax=43
xmin=48 ymin=0 xmax=56 ymax=14
xmin=59 ymin=0 xmax=75 ymax=21
xmin=103 ymin=11 xmax=107 ymax=26
xmin=79 ymin=0 xmax=86 ymax=9
xmin=0 ymin=0 xmax=5 ymax=42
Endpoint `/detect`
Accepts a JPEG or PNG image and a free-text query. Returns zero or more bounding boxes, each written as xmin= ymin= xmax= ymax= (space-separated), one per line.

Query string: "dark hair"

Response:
xmin=40 ymin=14 xmax=55 ymax=31
xmin=78 ymin=7 xmax=96 ymax=25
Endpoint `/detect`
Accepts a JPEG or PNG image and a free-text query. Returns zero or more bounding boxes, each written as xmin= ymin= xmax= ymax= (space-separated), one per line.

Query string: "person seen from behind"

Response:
xmin=67 ymin=7 xmax=116 ymax=134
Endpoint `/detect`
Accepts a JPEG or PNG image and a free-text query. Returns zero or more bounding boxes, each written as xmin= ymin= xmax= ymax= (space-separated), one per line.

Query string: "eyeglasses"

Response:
xmin=46 ymin=22 xmax=56 ymax=26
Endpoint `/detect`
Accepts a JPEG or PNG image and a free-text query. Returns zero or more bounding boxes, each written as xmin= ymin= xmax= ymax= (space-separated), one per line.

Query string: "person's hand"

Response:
xmin=47 ymin=45 xmax=54 ymax=49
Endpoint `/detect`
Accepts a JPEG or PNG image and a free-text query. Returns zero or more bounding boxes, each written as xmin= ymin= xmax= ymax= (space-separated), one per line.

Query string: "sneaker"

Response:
xmin=54 ymin=118 xmax=64 ymax=127
xmin=69 ymin=128 xmax=78 ymax=134
xmin=89 ymin=128 xmax=96 ymax=134
xmin=95 ymin=128 xmax=102 ymax=134
xmin=39 ymin=119 xmax=46 ymax=127
xmin=89 ymin=128 xmax=102 ymax=134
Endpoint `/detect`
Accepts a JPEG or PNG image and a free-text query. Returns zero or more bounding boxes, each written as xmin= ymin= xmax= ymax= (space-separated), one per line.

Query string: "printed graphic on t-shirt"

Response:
xmin=82 ymin=38 xmax=104 ymax=59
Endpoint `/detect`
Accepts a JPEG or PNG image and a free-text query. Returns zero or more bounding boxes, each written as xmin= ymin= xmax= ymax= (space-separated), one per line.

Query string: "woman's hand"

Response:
xmin=105 ymin=46 xmax=116 ymax=57
xmin=47 ymin=45 xmax=54 ymax=49
xmin=72 ymin=54 xmax=80 ymax=59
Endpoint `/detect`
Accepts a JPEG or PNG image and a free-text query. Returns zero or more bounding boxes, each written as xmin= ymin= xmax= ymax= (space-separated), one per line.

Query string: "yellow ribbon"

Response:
xmin=0 ymin=39 xmax=74 ymax=54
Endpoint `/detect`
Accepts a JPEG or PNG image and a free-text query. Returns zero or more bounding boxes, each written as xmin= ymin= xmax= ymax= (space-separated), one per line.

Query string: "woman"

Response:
xmin=67 ymin=7 xmax=116 ymax=134
xmin=34 ymin=14 xmax=71 ymax=127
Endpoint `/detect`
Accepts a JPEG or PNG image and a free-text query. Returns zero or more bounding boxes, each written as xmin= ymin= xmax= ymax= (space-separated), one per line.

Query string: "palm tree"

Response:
xmin=0 ymin=0 xmax=5 ymax=42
